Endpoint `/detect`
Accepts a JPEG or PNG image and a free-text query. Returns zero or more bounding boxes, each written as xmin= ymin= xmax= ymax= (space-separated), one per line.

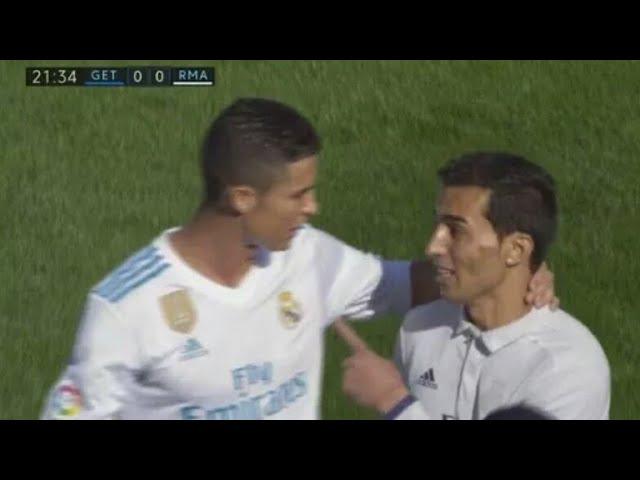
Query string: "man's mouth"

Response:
xmin=435 ymin=265 xmax=455 ymax=281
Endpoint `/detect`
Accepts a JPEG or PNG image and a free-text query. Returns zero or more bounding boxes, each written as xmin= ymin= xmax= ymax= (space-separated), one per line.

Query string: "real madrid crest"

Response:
xmin=278 ymin=291 xmax=303 ymax=329
xmin=160 ymin=289 xmax=197 ymax=334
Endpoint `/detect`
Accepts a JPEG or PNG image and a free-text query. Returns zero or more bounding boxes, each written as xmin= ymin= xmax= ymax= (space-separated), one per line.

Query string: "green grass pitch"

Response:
xmin=1 ymin=60 xmax=638 ymax=419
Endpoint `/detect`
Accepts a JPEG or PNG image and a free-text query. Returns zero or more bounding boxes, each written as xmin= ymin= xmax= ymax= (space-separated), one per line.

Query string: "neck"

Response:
xmin=169 ymin=206 xmax=258 ymax=288
xmin=465 ymin=268 xmax=533 ymax=331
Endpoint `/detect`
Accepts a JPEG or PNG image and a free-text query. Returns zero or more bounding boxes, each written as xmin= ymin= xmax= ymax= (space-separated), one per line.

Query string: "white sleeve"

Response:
xmin=313 ymin=228 xmax=411 ymax=326
xmin=41 ymin=294 xmax=141 ymax=420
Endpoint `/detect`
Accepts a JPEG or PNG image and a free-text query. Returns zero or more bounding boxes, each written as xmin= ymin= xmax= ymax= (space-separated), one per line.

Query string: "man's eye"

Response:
xmin=293 ymin=189 xmax=313 ymax=199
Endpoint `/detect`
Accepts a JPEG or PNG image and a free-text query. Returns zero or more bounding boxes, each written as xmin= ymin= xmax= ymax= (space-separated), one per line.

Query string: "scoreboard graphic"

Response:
xmin=26 ymin=67 xmax=215 ymax=87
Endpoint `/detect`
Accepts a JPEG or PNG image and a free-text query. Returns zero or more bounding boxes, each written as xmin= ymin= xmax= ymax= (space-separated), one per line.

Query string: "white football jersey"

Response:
xmin=391 ymin=300 xmax=610 ymax=420
xmin=41 ymin=224 xmax=411 ymax=420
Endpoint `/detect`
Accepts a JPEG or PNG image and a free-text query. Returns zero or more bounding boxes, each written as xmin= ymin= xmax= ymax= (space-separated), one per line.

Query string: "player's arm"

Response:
xmin=41 ymin=294 xmax=140 ymax=420
xmin=316 ymin=227 xmax=558 ymax=325
xmin=334 ymin=319 xmax=433 ymax=420
xmin=315 ymin=228 xmax=412 ymax=323
xmin=409 ymin=260 xmax=440 ymax=307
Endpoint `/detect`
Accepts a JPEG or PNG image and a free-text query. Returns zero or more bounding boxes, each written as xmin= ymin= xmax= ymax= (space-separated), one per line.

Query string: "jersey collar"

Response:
xmin=479 ymin=307 xmax=549 ymax=353
xmin=452 ymin=304 xmax=550 ymax=353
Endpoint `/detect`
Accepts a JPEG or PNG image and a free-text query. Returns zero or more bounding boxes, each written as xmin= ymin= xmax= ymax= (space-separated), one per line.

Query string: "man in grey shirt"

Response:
xmin=335 ymin=152 xmax=610 ymax=420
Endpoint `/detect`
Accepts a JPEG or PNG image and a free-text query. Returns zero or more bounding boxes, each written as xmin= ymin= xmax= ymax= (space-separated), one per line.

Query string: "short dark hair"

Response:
xmin=484 ymin=404 xmax=554 ymax=420
xmin=437 ymin=152 xmax=557 ymax=270
xmin=201 ymin=97 xmax=321 ymax=208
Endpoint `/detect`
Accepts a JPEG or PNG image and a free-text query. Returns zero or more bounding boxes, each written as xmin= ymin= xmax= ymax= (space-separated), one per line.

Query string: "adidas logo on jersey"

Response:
xmin=179 ymin=338 xmax=209 ymax=361
xmin=416 ymin=368 xmax=438 ymax=389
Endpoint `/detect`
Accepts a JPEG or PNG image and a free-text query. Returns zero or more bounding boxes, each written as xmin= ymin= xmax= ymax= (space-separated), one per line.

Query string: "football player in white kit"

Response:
xmin=41 ymin=101 xmax=557 ymax=420
xmin=335 ymin=152 xmax=610 ymax=420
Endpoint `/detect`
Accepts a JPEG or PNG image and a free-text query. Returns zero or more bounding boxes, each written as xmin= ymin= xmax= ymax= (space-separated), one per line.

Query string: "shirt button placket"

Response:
xmin=457 ymin=335 xmax=482 ymax=419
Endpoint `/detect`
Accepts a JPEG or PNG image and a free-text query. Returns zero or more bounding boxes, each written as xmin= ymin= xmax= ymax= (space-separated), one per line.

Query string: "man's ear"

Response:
xmin=228 ymin=185 xmax=258 ymax=214
xmin=502 ymin=232 xmax=534 ymax=267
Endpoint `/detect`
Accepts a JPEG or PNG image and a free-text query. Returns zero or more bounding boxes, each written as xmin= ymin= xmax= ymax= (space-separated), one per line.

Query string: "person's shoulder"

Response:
xmin=525 ymin=307 xmax=610 ymax=374
xmin=402 ymin=299 xmax=461 ymax=334
xmin=509 ymin=308 xmax=611 ymax=418
xmin=293 ymin=223 xmax=344 ymax=250
xmin=280 ymin=224 xmax=326 ymax=269
xmin=89 ymin=234 xmax=177 ymax=312
xmin=531 ymin=308 xmax=605 ymax=351
xmin=290 ymin=223 xmax=374 ymax=266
